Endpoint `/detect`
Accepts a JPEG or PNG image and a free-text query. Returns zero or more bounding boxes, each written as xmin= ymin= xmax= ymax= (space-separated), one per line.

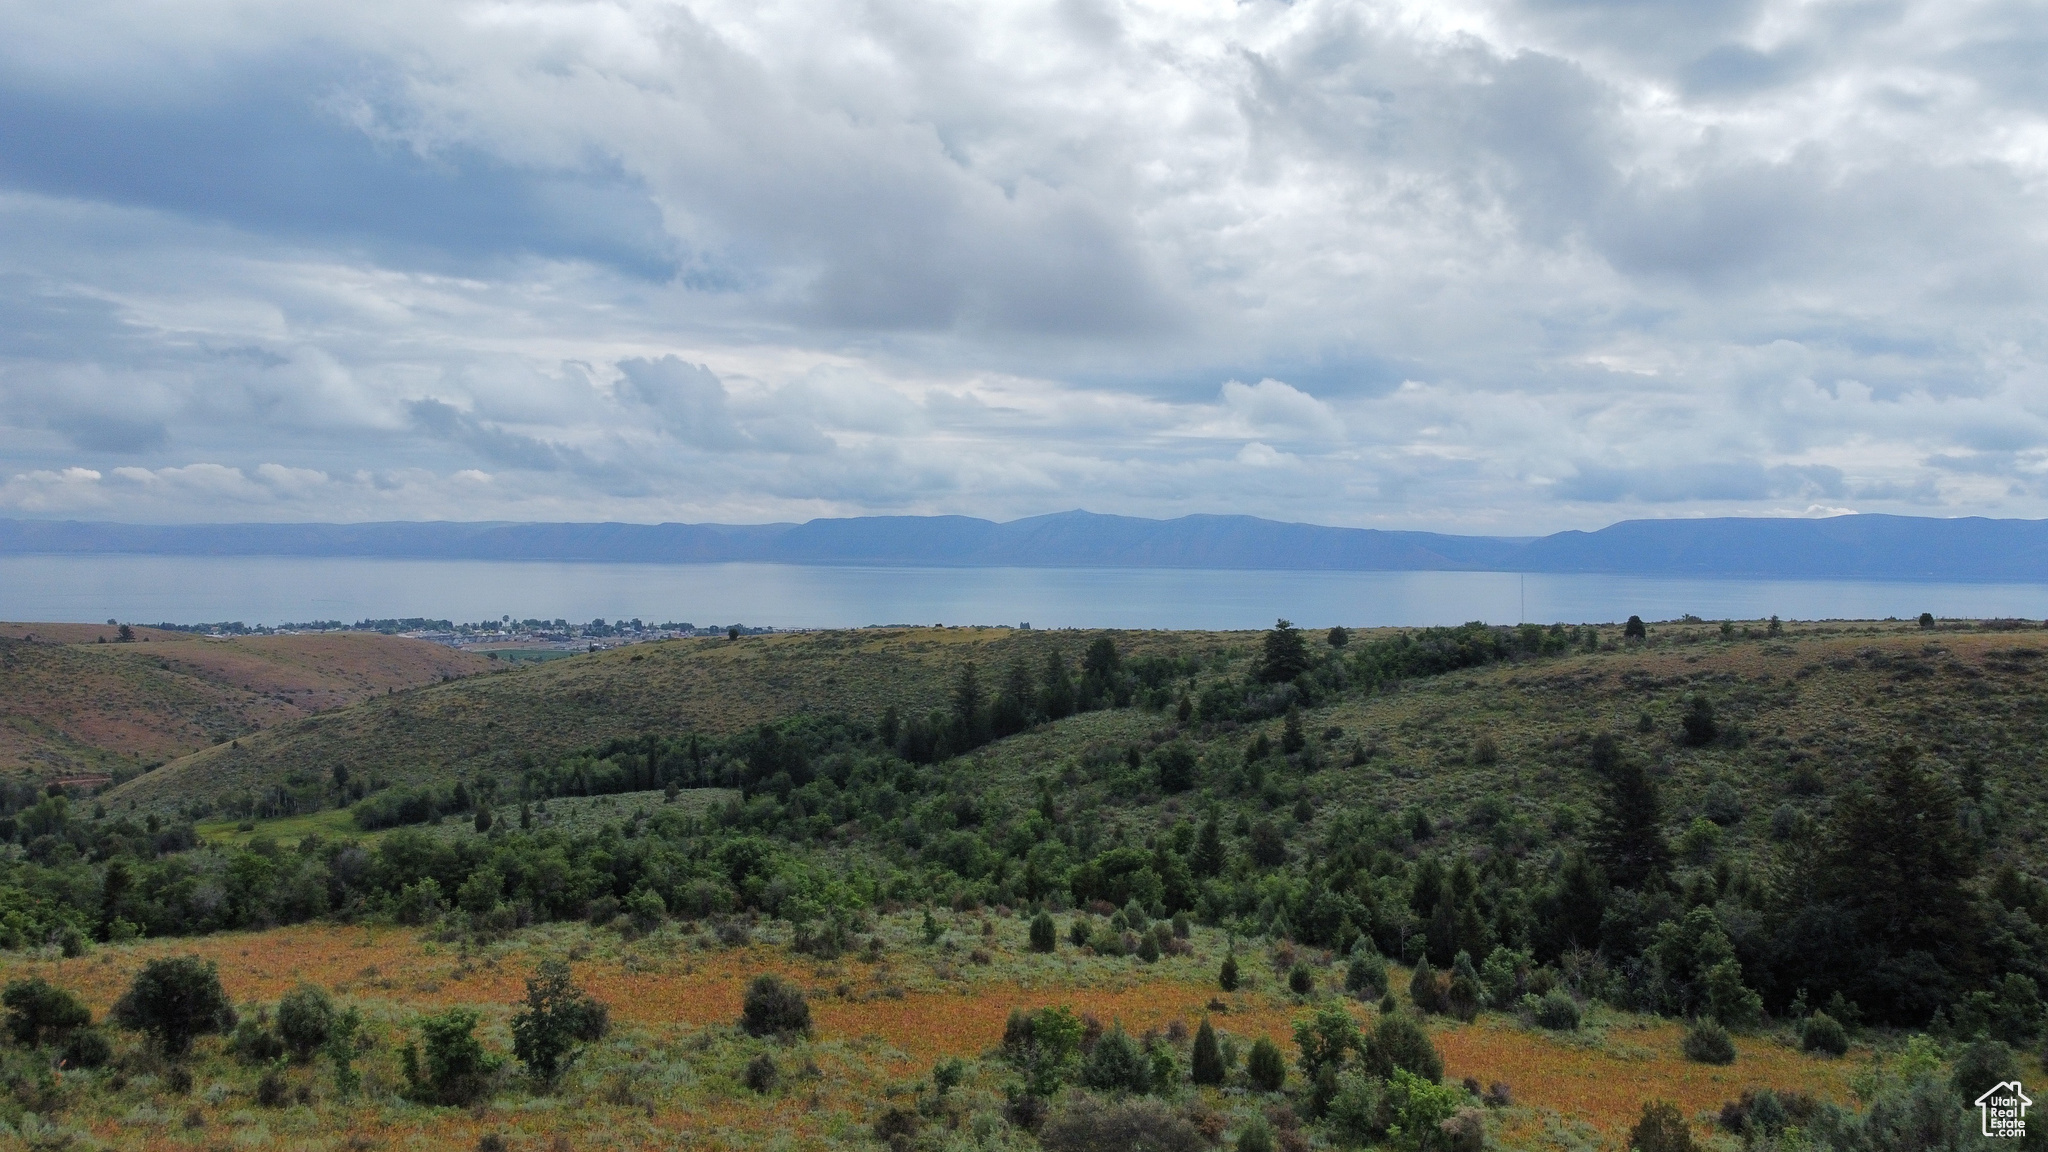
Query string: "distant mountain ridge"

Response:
xmin=4 ymin=511 xmax=2048 ymax=581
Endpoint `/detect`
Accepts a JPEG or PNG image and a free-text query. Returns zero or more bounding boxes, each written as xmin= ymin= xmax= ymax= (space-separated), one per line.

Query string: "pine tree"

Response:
xmin=1589 ymin=736 xmax=1672 ymax=889
xmin=1191 ymin=814 xmax=1225 ymax=878
xmin=1029 ymin=911 xmax=1057 ymax=954
xmin=1040 ymin=650 xmax=1076 ymax=719
xmin=1257 ymin=619 xmax=1311 ymax=683
xmin=1220 ymin=953 xmax=1241 ymax=992
xmin=1191 ymin=1018 xmax=1224 ymax=1085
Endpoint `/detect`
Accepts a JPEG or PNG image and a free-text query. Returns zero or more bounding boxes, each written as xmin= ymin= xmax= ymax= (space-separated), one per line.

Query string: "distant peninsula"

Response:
xmin=5 ymin=511 xmax=2048 ymax=582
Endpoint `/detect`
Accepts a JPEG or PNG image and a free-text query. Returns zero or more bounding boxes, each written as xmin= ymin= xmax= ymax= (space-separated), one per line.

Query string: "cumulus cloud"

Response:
xmin=0 ymin=0 xmax=2043 ymax=531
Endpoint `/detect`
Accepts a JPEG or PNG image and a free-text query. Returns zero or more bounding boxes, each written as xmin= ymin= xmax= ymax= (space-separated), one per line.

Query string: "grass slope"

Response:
xmin=0 ymin=629 xmax=491 ymax=780
xmin=106 ymin=628 xmax=1235 ymax=814
xmin=951 ymin=621 xmax=2048 ymax=879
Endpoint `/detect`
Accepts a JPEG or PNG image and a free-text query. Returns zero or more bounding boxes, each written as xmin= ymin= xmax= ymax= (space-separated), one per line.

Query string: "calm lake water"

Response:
xmin=5 ymin=554 xmax=2048 ymax=630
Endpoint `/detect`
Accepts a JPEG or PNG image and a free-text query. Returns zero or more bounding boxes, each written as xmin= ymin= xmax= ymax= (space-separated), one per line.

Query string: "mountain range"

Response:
xmin=5 ymin=511 xmax=2048 ymax=581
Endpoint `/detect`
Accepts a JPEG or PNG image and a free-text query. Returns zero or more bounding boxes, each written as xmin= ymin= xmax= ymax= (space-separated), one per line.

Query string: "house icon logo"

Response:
xmin=1975 ymin=1080 xmax=2030 ymax=1138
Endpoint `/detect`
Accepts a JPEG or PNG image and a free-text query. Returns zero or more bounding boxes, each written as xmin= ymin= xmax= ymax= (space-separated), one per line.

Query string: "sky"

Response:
xmin=1 ymin=0 xmax=2044 ymax=534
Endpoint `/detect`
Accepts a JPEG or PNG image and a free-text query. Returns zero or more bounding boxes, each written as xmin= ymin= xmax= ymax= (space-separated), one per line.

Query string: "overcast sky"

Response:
xmin=1 ymin=0 xmax=2044 ymax=533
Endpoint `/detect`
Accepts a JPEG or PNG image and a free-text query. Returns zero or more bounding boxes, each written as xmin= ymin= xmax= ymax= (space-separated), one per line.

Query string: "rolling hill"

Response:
xmin=0 ymin=626 xmax=492 ymax=780
xmin=102 ymin=626 xmax=1236 ymax=814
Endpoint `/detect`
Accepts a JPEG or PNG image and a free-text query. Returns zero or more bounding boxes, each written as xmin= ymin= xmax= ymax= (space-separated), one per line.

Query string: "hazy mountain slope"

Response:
xmin=0 ymin=631 xmax=491 ymax=779
xmin=13 ymin=510 xmax=2048 ymax=577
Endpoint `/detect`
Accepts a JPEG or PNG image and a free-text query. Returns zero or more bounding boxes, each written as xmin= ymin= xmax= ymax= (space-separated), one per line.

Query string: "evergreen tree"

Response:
xmin=511 ymin=960 xmax=609 ymax=1086
xmin=1040 ymin=649 xmax=1077 ymax=719
xmin=1257 ymin=619 xmax=1311 ymax=683
xmin=1246 ymin=1036 xmax=1286 ymax=1091
xmin=1029 ymin=911 xmax=1057 ymax=953
xmin=1190 ymin=814 xmax=1226 ymax=878
xmin=1814 ymin=746 xmax=1985 ymax=1021
xmin=1191 ymin=1018 xmax=1225 ymax=1085
xmin=1589 ymin=736 xmax=1672 ymax=889
xmin=951 ymin=663 xmax=988 ymax=748
xmin=991 ymin=659 xmax=1036 ymax=737
xmin=1281 ymin=706 xmax=1306 ymax=754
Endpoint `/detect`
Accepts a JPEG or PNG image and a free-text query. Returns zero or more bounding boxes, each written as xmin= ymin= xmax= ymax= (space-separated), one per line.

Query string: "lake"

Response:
xmin=5 ymin=554 xmax=2048 ymax=630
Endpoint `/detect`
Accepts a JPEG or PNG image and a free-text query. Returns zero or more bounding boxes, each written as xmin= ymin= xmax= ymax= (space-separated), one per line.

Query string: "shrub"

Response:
xmin=59 ymin=1027 xmax=111 ymax=1069
xmin=624 ymin=887 xmax=666 ymax=933
xmin=1345 ymin=952 xmax=1387 ymax=999
xmin=1030 ymin=911 xmax=1057 ymax=953
xmin=1289 ymin=962 xmax=1314 ymax=996
xmin=1532 ymin=989 xmax=1581 ymax=1031
xmin=1381 ymin=1068 xmax=1463 ymax=1152
xmin=1081 ymin=1024 xmax=1151 ymax=1094
xmin=874 ymin=1105 xmax=921 ymax=1145
xmin=739 ymin=975 xmax=811 ymax=1038
xmin=1326 ymin=1071 xmax=1383 ymax=1145
xmin=1800 ymin=1011 xmax=1848 ymax=1056
xmin=1295 ymin=1003 xmax=1361 ymax=1086
xmin=1681 ymin=1020 xmax=1736 ymax=1065
xmin=2 ymin=978 xmax=92 ymax=1046
xmin=276 ymin=984 xmax=335 ymax=1063
xmin=512 ymin=960 xmax=610 ymax=1086
xmin=1247 ymin=1036 xmax=1286 ymax=1091
xmin=932 ymin=1056 xmax=966 ymax=1093
xmin=1441 ymin=1106 xmax=1486 ymax=1152
xmin=1629 ymin=1100 xmax=1696 ymax=1152
xmin=1039 ymin=1096 xmax=1205 ymax=1152
xmin=744 ymin=1052 xmax=780 ymax=1093
xmin=1002 ymin=1005 xmax=1085 ymax=1097
xmin=1680 ymin=697 xmax=1718 ymax=746
xmin=1702 ymin=781 xmax=1744 ymax=826
xmin=402 ymin=1008 xmax=500 ymax=1106
xmin=231 ymin=1016 xmax=287 ymax=1064
xmin=1236 ymin=1116 xmax=1276 ymax=1152
xmin=1360 ymin=1014 xmax=1444 ymax=1083
xmin=1192 ymin=1019 xmax=1224 ymax=1085
xmin=256 ymin=1068 xmax=288 ymax=1107
xmin=1950 ymin=1039 xmax=2020 ymax=1100
xmin=112 ymin=957 xmax=236 ymax=1056
xmin=1220 ymin=954 xmax=1241 ymax=992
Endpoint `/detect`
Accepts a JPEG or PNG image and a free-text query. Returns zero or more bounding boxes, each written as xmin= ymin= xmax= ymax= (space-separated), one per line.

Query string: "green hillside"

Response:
xmin=104 ymin=627 xmax=1237 ymax=816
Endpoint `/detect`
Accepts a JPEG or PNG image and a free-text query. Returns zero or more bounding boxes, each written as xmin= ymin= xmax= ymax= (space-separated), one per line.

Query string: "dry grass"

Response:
xmin=0 ymin=630 xmax=489 ymax=781
xmin=0 ymin=919 xmax=1881 ymax=1151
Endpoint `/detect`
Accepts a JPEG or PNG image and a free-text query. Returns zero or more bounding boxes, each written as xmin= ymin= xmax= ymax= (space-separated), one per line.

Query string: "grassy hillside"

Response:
xmin=7 ymin=617 xmax=2047 ymax=1152
xmin=105 ymin=627 xmax=1237 ymax=814
xmin=0 ymin=629 xmax=491 ymax=780
xmin=799 ymin=620 xmax=2048 ymax=888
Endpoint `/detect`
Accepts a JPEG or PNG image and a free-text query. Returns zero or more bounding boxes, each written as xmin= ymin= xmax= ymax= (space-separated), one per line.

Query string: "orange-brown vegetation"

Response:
xmin=0 ymin=628 xmax=490 ymax=779
xmin=0 ymin=924 xmax=1862 ymax=1149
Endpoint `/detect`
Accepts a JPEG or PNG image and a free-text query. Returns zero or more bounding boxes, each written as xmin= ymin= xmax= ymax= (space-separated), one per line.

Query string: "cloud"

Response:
xmin=0 ymin=0 xmax=2042 ymax=532
xmin=616 ymin=356 xmax=744 ymax=450
xmin=1215 ymin=379 xmax=1344 ymax=442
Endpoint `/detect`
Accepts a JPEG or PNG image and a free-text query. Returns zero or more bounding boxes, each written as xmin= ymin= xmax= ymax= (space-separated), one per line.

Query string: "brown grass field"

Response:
xmin=0 ymin=629 xmax=491 ymax=781
xmin=0 ymin=914 xmax=1881 ymax=1152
